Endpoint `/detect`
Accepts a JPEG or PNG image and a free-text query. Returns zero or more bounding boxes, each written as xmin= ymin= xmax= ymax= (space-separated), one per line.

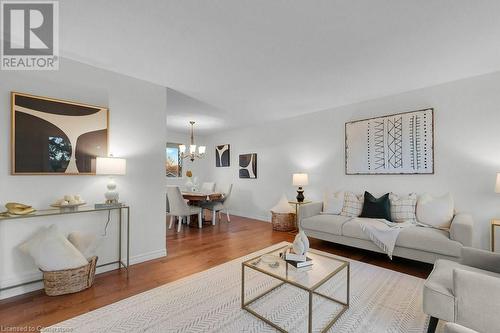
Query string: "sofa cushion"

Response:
xmin=390 ymin=193 xmax=417 ymax=223
xmin=423 ymin=259 xmax=500 ymax=322
xmin=340 ymin=192 xmax=363 ymax=217
xmin=342 ymin=219 xmax=462 ymax=257
xmin=417 ymin=193 xmax=454 ymax=229
xmin=397 ymin=226 xmax=462 ymax=257
xmin=360 ymin=192 xmax=392 ymax=221
xmin=323 ymin=191 xmax=344 ymax=215
xmin=301 ymin=214 xmax=352 ymax=236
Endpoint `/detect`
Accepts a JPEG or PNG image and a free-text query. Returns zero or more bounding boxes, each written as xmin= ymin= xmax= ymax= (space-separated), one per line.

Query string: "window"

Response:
xmin=166 ymin=142 xmax=182 ymax=177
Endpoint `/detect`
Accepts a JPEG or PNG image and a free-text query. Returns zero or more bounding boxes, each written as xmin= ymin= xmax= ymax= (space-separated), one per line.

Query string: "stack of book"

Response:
xmin=284 ymin=248 xmax=313 ymax=269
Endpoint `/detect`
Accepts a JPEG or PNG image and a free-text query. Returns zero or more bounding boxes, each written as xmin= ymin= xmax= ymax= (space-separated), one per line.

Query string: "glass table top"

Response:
xmin=0 ymin=204 xmax=129 ymax=221
xmin=243 ymin=245 xmax=349 ymax=290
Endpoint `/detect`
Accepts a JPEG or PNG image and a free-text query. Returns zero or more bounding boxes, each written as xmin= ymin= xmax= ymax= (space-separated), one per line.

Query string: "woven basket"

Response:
xmin=271 ymin=212 xmax=296 ymax=231
xmin=41 ymin=256 xmax=98 ymax=296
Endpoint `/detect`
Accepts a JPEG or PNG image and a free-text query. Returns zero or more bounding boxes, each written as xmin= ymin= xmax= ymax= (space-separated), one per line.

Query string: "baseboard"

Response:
xmin=129 ymin=248 xmax=167 ymax=265
xmin=0 ymin=247 xmax=167 ymax=300
xmin=229 ymin=210 xmax=270 ymax=222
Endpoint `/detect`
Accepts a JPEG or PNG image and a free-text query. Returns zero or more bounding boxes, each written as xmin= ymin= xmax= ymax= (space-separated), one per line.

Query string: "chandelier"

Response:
xmin=179 ymin=121 xmax=206 ymax=162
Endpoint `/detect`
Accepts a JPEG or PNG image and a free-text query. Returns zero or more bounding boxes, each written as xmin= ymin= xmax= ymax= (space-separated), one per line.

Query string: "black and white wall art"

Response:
xmin=345 ymin=108 xmax=434 ymax=175
xmin=215 ymin=144 xmax=230 ymax=167
xmin=239 ymin=153 xmax=257 ymax=178
xmin=12 ymin=92 xmax=109 ymax=175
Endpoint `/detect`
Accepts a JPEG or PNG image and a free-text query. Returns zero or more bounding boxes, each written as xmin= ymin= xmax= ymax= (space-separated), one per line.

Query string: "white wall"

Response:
xmin=0 ymin=58 xmax=167 ymax=299
xmin=206 ymin=71 xmax=500 ymax=249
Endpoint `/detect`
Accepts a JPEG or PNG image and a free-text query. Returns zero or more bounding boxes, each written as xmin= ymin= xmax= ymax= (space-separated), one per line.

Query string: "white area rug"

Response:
xmin=43 ymin=242 xmax=438 ymax=333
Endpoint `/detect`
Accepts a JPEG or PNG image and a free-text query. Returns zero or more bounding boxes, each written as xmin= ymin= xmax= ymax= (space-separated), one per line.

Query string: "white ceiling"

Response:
xmin=59 ymin=1 xmax=500 ymax=134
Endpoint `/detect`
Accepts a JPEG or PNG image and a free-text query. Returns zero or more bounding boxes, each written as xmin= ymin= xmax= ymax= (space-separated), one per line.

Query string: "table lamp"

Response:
xmin=292 ymin=173 xmax=309 ymax=202
xmin=96 ymin=156 xmax=127 ymax=206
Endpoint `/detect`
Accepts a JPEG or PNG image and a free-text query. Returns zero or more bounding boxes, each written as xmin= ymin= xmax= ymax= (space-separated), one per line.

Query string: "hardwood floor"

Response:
xmin=0 ymin=215 xmax=432 ymax=331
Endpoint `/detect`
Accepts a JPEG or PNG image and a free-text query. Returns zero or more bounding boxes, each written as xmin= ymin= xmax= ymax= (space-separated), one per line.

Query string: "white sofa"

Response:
xmin=299 ymin=202 xmax=474 ymax=264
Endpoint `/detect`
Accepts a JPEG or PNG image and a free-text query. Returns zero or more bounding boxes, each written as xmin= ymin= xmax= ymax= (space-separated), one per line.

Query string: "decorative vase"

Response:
xmin=292 ymin=230 xmax=310 ymax=256
xmin=298 ymin=230 xmax=310 ymax=253
xmin=185 ymin=177 xmax=193 ymax=190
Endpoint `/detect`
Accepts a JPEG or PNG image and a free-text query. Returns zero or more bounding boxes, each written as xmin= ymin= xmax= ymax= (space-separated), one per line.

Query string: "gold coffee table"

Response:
xmin=242 ymin=245 xmax=350 ymax=333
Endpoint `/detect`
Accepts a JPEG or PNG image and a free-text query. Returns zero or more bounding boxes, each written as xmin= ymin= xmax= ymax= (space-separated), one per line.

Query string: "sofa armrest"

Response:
xmin=444 ymin=323 xmax=478 ymax=333
xmin=460 ymin=247 xmax=500 ymax=274
xmin=450 ymin=214 xmax=474 ymax=247
xmin=299 ymin=202 xmax=323 ymax=222
xmin=453 ymin=268 xmax=500 ymax=332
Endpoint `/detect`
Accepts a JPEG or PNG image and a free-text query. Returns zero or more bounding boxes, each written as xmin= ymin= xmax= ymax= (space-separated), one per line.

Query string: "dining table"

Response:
xmin=181 ymin=191 xmax=224 ymax=203
xmin=181 ymin=191 xmax=224 ymax=227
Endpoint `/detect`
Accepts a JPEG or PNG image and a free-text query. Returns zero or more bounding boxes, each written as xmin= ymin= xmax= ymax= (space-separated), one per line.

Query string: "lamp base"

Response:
xmin=104 ymin=177 xmax=120 ymax=204
xmin=296 ymin=187 xmax=305 ymax=203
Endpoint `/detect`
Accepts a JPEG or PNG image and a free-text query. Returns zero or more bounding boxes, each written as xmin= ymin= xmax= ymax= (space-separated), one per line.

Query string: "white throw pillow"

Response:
xmin=270 ymin=194 xmax=294 ymax=214
xmin=322 ymin=191 xmax=344 ymax=215
xmin=340 ymin=192 xmax=364 ymax=217
xmin=19 ymin=225 xmax=88 ymax=271
xmin=416 ymin=193 xmax=454 ymax=229
xmin=390 ymin=193 xmax=417 ymax=223
xmin=68 ymin=231 xmax=99 ymax=259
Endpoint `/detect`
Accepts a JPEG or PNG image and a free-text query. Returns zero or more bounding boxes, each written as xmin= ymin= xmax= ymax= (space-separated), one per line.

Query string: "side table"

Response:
xmin=288 ymin=200 xmax=312 ymax=233
xmin=491 ymin=219 xmax=500 ymax=252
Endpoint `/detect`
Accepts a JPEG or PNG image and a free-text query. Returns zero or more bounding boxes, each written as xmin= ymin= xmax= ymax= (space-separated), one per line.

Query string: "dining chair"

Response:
xmin=201 ymin=182 xmax=216 ymax=193
xmin=200 ymin=184 xmax=233 ymax=225
xmin=167 ymin=186 xmax=203 ymax=231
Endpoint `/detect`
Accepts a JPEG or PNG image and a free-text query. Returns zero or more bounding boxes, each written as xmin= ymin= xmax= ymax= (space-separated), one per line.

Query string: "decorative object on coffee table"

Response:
xmin=345 ymin=108 xmax=434 ymax=175
xmin=96 ymin=156 xmax=127 ymax=205
xmin=292 ymin=230 xmax=310 ymax=255
xmin=292 ymin=173 xmax=309 ymax=202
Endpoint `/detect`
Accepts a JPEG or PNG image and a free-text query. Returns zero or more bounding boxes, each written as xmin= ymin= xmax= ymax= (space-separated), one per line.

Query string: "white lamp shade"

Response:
xmin=293 ymin=173 xmax=309 ymax=186
xmin=189 ymin=145 xmax=196 ymax=154
xmin=198 ymin=146 xmax=206 ymax=154
xmin=96 ymin=157 xmax=127 ymax=175
xmin=495 ymin=173 xmax=500 ymax=193
xmin=179 ymin=144 xmax=186 ymax=153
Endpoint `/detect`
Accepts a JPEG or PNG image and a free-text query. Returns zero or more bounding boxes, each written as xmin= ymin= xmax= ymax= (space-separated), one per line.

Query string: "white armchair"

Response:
xmin=424 ymin=247 xmax=500 ymax=333
xmin=444 ymin=323 xmax=478 ymax=333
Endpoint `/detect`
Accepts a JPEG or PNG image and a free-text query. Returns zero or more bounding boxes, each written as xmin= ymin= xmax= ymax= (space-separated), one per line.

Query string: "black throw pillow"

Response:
xmin=360 ymin=191 xmax=392 ymax=221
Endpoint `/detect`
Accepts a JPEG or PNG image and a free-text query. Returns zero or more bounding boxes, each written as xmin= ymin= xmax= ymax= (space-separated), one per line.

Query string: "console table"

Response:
xmin=0 ymin=205 xmax=130 ymax=293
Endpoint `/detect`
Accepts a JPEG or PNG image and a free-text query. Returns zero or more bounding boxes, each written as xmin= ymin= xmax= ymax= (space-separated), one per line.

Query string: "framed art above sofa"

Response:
xmin=345 ymin=108 xmax=434 ymax=175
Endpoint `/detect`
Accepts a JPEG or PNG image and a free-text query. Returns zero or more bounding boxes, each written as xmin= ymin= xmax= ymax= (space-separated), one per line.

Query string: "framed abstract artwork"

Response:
xmin=239 ymin=153 xmax=257 ymax=179
xmin=11 ymin=92 xmax=109 ymax=175
xmin=215 ymin=144 xmax=230 ymax=167
xmin=345 ymin=108 xmax=434 ymax=175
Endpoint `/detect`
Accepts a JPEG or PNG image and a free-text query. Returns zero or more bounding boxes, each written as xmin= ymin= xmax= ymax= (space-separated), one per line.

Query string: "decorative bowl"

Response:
xmin=50 ymin=202 xmax=86 ymax=209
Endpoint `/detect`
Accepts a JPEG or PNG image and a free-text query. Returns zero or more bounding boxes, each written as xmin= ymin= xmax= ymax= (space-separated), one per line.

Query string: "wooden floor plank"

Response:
xmin=0 ymin=215 xmax=432 ymax=331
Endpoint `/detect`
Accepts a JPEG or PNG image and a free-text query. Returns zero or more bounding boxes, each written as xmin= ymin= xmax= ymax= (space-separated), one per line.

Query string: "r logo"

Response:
xmin=1 ymin=1 xmax=59 ymax=70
